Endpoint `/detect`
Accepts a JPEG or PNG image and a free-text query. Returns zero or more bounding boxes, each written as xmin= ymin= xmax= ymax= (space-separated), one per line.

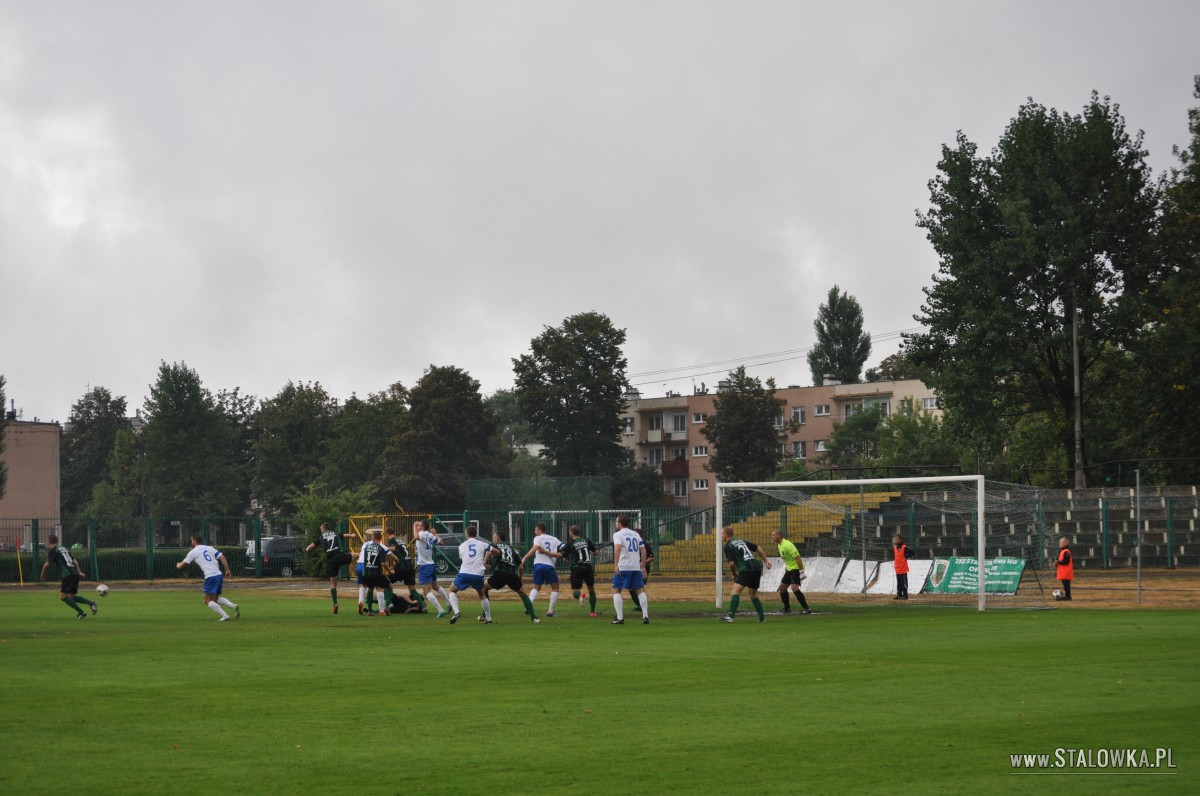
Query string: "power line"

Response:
xmin=627 ymin=327 xmax=924 ymax=388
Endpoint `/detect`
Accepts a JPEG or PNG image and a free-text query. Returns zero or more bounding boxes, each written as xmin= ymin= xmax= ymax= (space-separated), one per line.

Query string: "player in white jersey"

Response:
xmin=176 ymin=535 xmax=239 ymax=621
xmin=519 ymin=523 xmax=564 ymax=616
xmin=413 ymin=519 xmax=451 ymax=617
xmin=610 ymin=515 xmax=649 ymax=625
xmin=445 ymin=526 xmax=493 ymax=624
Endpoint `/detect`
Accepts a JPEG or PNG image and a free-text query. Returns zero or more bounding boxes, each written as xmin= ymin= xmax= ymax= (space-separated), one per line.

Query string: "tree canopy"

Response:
xmin=61 ymin=387 xmax=129 ymax=517
xmin=808 ymin=286 xmax=872 ymax=385
xmin=700 ymin=367 xmax=788 ymax=483
xmin=0 ymin=375 xmax=7 ymax=500
xmin=251 ymin=381 xmax=337 ymax=515
xmin=513 ymin=312 xmax=629 ymax=476
xmin=908 ymin=93 xmax=1161 ymax=486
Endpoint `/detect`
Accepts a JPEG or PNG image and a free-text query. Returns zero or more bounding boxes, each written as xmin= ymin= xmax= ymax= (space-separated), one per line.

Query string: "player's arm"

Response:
xmin=218 ymin=552 xmax=233 ymax=578
xmin=756 ymin=545 xmax=771 ymax=569
xmin=639 ymin=544 xmax=647 ymax=574
xmin=521 ymin=546 xmax=536 ymax=564
xmin=176 ymin=550 xmax=192 ymax=571
xmin=39 ymin=558 xmax=51 ymax=580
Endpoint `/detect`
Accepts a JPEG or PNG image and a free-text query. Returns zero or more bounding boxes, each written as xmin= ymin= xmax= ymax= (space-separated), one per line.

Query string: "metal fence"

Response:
xmin=3 ymin=491 xmax=1196 ymax=584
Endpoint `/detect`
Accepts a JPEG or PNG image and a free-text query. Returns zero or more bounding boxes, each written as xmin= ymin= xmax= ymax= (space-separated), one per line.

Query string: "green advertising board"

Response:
xmin=924 ymin=556 xmax=1026 ymax=595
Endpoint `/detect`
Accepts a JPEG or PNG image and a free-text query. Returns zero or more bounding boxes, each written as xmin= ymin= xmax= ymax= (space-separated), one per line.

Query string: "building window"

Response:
xmin=673 ymin=480 xmax=687 ymax=497
xmin=622 ymin=417 xmax=634 ymax=434
xmin=648 ymin=415 xmax=663 ymax=430
xmin=672 ymin=447 xmax=686 ymax=460
xmin=672 ymin=414 xmax=686 ymax=432
xmin=922 ymin=397 xmax=938 ymax=410
xmin=814 ymin=440 xmax=827 ymax=452
xmin=877 ymin=401 xmax=891 ymax=417
xmin=792 ymin=406 xmax=806 ymax=425
xmin=814 ymin=405 xmax=830 ymax=416
xmin=793 ymin=441 xmax=807 ymax=458
xmin=692 ymin=412 xmax=708 ymax=423
xmin=844 ymin=403 xmax=862 ymax=419
xmin=773 ymin=413 xmax=785 ymax=428
xmin=692 ymin=445 xmax=708 ymax=457
xmin=693 ymin=479 xmax=709 ymax=491
xmin=648 ymin=448 xmax=663 ymax=466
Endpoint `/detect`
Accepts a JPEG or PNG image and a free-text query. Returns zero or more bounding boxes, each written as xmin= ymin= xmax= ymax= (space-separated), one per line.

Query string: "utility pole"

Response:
xmin=1071 ymin=287 xmax=1086 ymax=488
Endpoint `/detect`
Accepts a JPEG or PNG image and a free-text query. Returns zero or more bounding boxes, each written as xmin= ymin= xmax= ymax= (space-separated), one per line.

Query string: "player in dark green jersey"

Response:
xmin=720 ymin=526 xmax=772 ymax=623
xmin=386 ymin=530 xmax=424 ymax=613
xmin=484 ymin=531 xmax=539 ymax=623
xmin=565 ymin=525 xmax=598 ymax=616
xmin=39 ymin=534 xmax=98 ymax=619
xmin=305 ymin=522 xmax=356 ymax=613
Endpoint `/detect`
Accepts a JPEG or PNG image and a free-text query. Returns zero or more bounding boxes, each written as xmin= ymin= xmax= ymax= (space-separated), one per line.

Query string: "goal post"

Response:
xmin=720 ymin=475 xmax=1041 ymax=612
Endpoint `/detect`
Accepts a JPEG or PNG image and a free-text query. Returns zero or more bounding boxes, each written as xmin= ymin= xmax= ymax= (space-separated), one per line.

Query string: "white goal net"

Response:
xmin=715 ymin=476 xmax=1051 ymax=611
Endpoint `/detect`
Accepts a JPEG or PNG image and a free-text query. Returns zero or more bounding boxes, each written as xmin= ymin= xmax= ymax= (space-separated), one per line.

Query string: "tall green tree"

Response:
xmin=84 ymin=428 xmax=146 ymax=543
xmin=484 ymin=388 xmax=536 ymax=447
xmin=0 ymin=375 xmax=7 ymax=499
xmin=610 ymin=462 xmax=666 ymax=507
xmin=61 ymin=387 xmax=129 ymax=516
xmin=1125 ymin=76 xmax=1200 ymax=483
xmin=513 ymin=312 xmax=629 ymax=476
xmin=322 ymin=384 xmax=408 ymax=497
xmin=216 ymin=388 xmax=257 ymax=511
xmin=865 ymin=349 xmax=929 ymax=383
xmin=252 ymin=381 xmax=337 ymax=515
xmin=908 ymin=93 xmax=1161 ymax=486
xmin=701 ymin=367 xmax=788 ymax=483
xmin=142 ymin=361 xmax=244 ymax=517
xmin=807 ymin=286 xmax=872 ymax=385
xmin=378 ymin=366 xmax=511 ymax=510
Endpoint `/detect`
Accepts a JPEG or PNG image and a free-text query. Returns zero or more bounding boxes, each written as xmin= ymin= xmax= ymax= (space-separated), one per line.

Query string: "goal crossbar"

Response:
xmin=715 ymin=475 xmax=987 ymax=611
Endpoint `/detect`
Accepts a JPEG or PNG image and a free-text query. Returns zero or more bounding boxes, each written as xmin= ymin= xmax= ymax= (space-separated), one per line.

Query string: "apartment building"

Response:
xmin=0 ymin=420 xmax=62 ymax=520
xmin=619 ymin=380 xmax=938 ymax=507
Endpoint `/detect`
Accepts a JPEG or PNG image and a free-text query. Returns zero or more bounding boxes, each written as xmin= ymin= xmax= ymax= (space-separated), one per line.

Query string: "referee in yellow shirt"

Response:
xmin=771 ymin=530 xmax=811 ymax=614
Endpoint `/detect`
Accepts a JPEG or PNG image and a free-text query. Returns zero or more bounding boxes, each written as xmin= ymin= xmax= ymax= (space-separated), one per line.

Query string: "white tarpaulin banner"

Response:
xmin=834 ymin=560 xmax=879 ymax=593
xmin=800 ymin=557 xmax=847 ymax=593
xmin=866 ymin=559 xmax=935 ymax=595
xmin=759 ymin=557 xmax=786 ymax=592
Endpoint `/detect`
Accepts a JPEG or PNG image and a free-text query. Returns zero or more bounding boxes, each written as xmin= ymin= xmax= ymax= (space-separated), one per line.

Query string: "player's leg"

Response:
xmin=611 ymin=571 xmax=626 ymax=623
xmin=515 ymin=583 xmax=538 ymax=620
xmin=447 ymin=583 xmax=462 ymax=619
xmin=748 ymin=586 xmax=765 ymax=622
xmin=205 ymin=594 xmax=230 ymax=620
xmin=584 ymin=569 xmax=597 ymax=614
xmin=476 ymin=586 xmax=492 ymax=622
xmin=792 ymin=584 xmax=810 ymax=612
xmin=547 ymin=580 xmax=559 ymax=616
xmin=1062 ymin=579 xmax=1071 ymax=600
xmin=724 ymin=582 xmax=745 ymax=621
xmin=635 ymin=585 xmax=649 ymax=623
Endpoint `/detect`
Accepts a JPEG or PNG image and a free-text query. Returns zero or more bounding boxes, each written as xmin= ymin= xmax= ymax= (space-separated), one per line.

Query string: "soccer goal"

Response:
xmin=715 ymin=475 xmax=1049 ymax=611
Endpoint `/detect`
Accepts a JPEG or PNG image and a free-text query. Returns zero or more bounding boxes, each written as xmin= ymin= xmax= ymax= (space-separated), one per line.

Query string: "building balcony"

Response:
xmin=660 ymin=459 xmax=689 ymax=478
xmin=637 ymin=430 xmax=687 ymax=445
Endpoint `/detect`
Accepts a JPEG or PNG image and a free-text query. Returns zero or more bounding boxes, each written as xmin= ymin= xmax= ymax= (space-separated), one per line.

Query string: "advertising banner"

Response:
xmin=924 ymin=556 xmax=1026 ymax=595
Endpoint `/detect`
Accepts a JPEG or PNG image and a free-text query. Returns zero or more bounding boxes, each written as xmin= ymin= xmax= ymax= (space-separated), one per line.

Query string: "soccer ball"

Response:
xmin=1052 ymin=589 xmax=1062 ymax=600
xmin=97 ymin=584 xmax=110 ymax=597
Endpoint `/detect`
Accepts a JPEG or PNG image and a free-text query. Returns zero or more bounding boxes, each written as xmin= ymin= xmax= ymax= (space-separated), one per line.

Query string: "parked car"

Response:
xmin=433 ymin=532 xmax=466 ymax=575
xmin=244 ymin=536 xmax=305 ymax=577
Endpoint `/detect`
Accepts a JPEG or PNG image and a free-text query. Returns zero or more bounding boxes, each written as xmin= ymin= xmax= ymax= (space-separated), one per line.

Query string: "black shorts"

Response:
xmin=488 ymin=571 xmax=523 ymax=593
xmin=60 ymin=574 xmax=80 ymax=595
xmin=569 ymin=565 xmax=595 ymax=591
xmin=361 ymin=573 xmax=389 ymax=590
xmin=389 ymin=567 xmax=415 ymax=587
xmin=734 ymin=570 xmax=762 ymax=590
xmin=781 ymin=569 xmax=805 ymax=586
xmin=325 ymin=551 xmax=352 ymax=578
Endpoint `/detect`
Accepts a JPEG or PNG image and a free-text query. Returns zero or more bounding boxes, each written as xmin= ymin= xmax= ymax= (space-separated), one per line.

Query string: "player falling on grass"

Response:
xmin=484 ymin=530 xmax=539 ymax=623
xmin=176 ymin=534 xmax=240 ymax=621
xmin=39 ymin=534 xmax=98 ymax=620
xmin=720 ymin=526 xmax=771 ymax=623
xmin=770 ymin=530 xmax=810 ymax=614
xmin=385 ymin=529 xmax=423 ymax=613
xmin=413 ymin=519 xmax=451 ymax=618
xmin=610 ymin=514 xmax=649 ymax=625
xmin=565 ymin=525 xmax=598 ymax=616
xmin=446 ymin=526 xmax=493 ymax=624
xmin=306 ymin=522 xmax=356 ymax=614
xmin=520 ymin=523 xmax=564 ymax=617
xmin=359 ymin=531 xmax=396 ymax=616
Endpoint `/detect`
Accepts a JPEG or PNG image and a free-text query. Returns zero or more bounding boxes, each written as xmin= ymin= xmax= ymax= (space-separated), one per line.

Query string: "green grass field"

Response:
xmin=1 ymin=586 xmax=1196 ymax=795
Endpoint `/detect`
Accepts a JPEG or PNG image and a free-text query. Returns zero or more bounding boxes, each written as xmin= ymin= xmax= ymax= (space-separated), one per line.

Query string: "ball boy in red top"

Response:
xmin=893 ymin=533 xmax=911 ymax=600
xmin=1054 ymin=536 xmax=1074 ymax=601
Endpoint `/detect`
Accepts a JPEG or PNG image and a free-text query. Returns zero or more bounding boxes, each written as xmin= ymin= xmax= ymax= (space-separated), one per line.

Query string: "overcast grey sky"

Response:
xmin=2 ymin=1 xmax=1197 ymax=423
